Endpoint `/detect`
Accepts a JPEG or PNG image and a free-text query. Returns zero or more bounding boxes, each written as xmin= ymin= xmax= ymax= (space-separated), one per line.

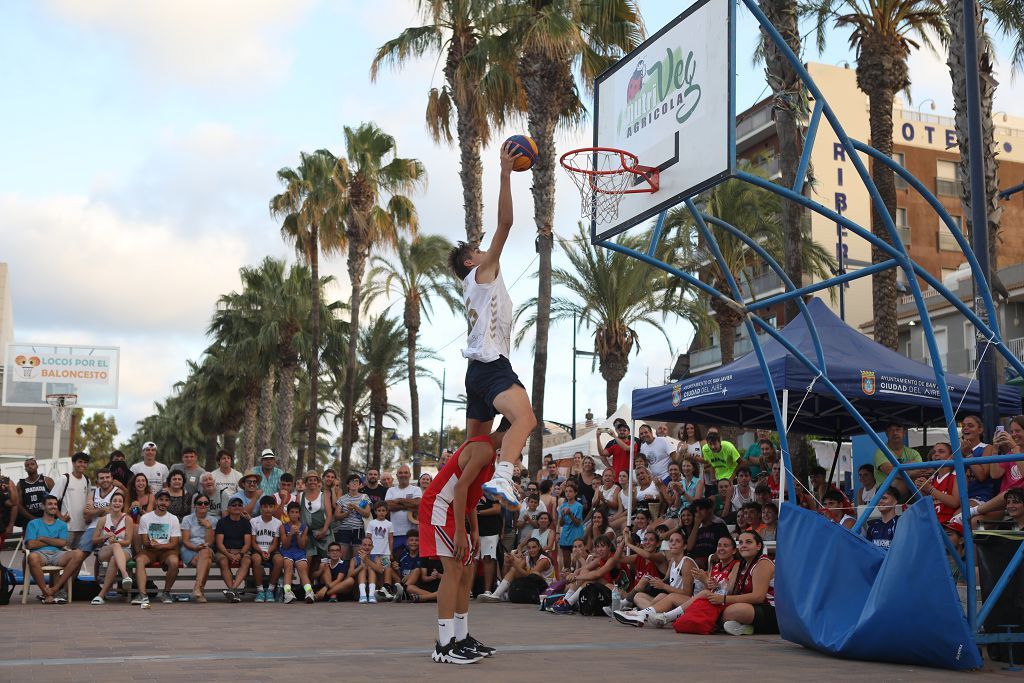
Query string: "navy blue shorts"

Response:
xmin=465 ymin=356 xmax=524 ymax=422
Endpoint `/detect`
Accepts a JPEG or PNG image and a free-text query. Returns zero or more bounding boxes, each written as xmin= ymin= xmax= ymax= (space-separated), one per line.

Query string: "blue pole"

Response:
xmin=793 ymin=100 xmax=823 ymax=194
xmin=647 ymin=210 xmax=667 ymax=257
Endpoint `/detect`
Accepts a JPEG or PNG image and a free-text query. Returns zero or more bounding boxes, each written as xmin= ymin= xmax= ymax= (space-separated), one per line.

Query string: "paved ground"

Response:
xmin=2 ymin=593 xmax=1021 ymax=682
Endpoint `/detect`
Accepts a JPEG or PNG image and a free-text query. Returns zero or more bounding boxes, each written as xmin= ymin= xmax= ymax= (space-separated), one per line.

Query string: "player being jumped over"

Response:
xmin=448 ymin=143 xmax=537 ymax=507
xmin=419 ymin=419 xmax=511 ymax=664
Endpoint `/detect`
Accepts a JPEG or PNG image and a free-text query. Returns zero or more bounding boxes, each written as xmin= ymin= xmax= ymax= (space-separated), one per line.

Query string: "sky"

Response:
xmin=2 ymin=0 xmax=1023 ymax=448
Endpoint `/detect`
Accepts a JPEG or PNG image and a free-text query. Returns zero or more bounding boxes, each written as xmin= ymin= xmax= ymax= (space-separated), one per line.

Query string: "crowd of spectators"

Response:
xmin=3 ymin=415 xmax=1021 ymax=637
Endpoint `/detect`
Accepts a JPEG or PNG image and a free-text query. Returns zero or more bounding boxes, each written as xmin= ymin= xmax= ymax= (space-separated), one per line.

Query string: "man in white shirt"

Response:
xmin=49 ymin=452 xmax=91 ymax=549
xmin=79 ymin=467 xmax=117 ymax=554
xmin=731 ymin=465 xmax=756 ymax=510
xmin=133 ymin=490 xmax=182 ymax=605
xmin=130 ymin=441 xmax=169 ymax=493
xmin=385 ymin=464 xmax=422 ymax=555
xmin=212 ymin=450 xmax=243 ymax=499
xmin=638 ymin=424 xmax=673 ymax=481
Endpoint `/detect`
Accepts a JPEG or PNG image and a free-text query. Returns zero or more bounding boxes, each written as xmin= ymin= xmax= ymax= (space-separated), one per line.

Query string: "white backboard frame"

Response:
xmin=2 ymin=342 xmax=120 ymax=409
xmin=592 ymin=0 xmax=736 ymax=242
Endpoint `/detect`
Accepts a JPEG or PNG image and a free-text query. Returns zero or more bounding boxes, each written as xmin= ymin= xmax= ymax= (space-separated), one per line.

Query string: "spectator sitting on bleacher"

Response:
xmin=739 ymin=502 xmax=765 ymax=534
xmin=617 ymin=531 xmax=667 ymax=608
xmin=250 ymin=496 xmax=284 ymax=603
xmin=280 ymin=501 xmax=314 ymax=604
xmin=169 ymin=447 xmax=205 ymax=498
xmin=916 ymin=442 xmax=961 ymax=525
xmin=133 ymin=489 xmax=182 ymax=606
xmin=686 ymin=498 xmax=731 ymax=569
xmin=274 ymin=473 xmax=297 ymax=522
xmin=212 ymin=449 xmax=242 ymax=498
xmin=180 ymin=493 xmax=215 ymax=603
xmin=16 ymin=457 xmax=53 ymax=532
xmin=164 ymin=470 xmax=191 ymax=521
xmin=215 ymin=497 xmax=253 ymax=603
xmin=760 ymin=503 xmax=779 ymax=541
xmin=821 ymin=489 xmax=855 ymax=529
xmin=1005 ymin=487 xmax=1024 ymax=530
xmin=872 ymin=423 xmax=921 ymax=501
xmin=548 ymin=535 xmax=621 ymax=615
xmin=392 ymin=528 xmax=421 ymax=601
xmin=856 ymin=464 xmax=877 ymax=505
xmin=712 ymin=530 xmax=777 ymax=637
xmin=863 ymin=487 xmax=901 ymax=549
xmin=583 ymin=509 xmax=614 ymax=550
xmin=231 ymin=473 xmax=263 ymax=519
xmin=965 ymin=418 xmax=1024 ymax=523
xmin=731 ymin=466 xmax=755 ymax=510
xmin=130 ymin=442 xmax=168 ymax=493
xmin=26 ymin=495 xmax=84 ymax=604
xmin=713 ymin=479 xmax=734 ymax=524
xmin=478 ymin=538 xmax=553 ymax=603
xmin=128 ymin=473 xmax=154 ymax=525
xmin=194 ymin=473 xmax=224 ymax=521
xmin=90 ymin=490 xmax=134 ymax=605
xmin=754 ymin=483 xmax=773 ymax=508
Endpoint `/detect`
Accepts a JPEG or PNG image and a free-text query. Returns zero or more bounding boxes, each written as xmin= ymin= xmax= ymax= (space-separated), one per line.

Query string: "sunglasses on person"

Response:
xmin=194 ymin=501 xmax=210 ymax=506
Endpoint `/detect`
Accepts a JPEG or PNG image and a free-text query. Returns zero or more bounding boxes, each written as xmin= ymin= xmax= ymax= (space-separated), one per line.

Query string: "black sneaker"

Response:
xmin=458 ymin=634 xmax=497 ymax=657
xmin=431 ymin=638 xmax=483 ymax=665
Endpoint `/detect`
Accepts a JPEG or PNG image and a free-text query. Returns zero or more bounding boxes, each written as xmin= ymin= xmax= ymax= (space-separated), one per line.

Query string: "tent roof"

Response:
xmin=632 ymin=298 xmax=1020 ymax=435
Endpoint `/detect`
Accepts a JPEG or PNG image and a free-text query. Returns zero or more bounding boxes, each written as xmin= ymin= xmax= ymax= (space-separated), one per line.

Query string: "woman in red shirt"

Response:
xmin=915 ymin=442 xmax=960 ymax=525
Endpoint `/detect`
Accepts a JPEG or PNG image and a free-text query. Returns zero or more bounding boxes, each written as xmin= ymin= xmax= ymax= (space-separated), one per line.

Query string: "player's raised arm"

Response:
xmin=477 ymin=144 xmax=516 ymax=280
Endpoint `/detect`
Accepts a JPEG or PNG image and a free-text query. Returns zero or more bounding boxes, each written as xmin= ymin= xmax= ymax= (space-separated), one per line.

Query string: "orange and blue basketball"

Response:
xmin=506 ymin=134 xmax=538 ymax=171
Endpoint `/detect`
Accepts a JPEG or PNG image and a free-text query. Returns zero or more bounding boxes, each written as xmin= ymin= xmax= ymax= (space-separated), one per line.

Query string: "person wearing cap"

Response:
xmin=131 ymin=441 xmax=169 ymax=494
xmin=16 ymin=456 xmax=54 ymax=530
xmin=253 ymin=449 xmax=284 ymax=496
xmin=216 ymin=497 xmax=254 ymax=602
xmin=230 ymin=472 xmax=264 ymax=519
xmin=596 ymin=418 xmax=639 ymax=478
xmin=49 ymin=451 xmax=92 ymax=550
xmin=133 ymin=489 xmax=182 ymax=605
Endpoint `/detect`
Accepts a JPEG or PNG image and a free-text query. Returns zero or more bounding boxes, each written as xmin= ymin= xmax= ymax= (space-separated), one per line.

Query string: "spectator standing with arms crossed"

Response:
xmin=448 ymin=145 xmax=537 ymax=508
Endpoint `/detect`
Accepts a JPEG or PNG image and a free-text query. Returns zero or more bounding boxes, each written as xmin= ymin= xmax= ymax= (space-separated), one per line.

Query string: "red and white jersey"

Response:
xmin=932 ymin=470 xmax=958 ymax=524
xmin=419 ymin=436 xmax=496 ymax=529
xmin=737 ymin=555 xmax=775 ymax=607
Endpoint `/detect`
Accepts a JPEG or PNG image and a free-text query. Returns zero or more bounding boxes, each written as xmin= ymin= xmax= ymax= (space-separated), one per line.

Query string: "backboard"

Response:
xmin=592 ymin=0 xmax=735 ymax=242
xmin=2 ymin=343 xmax=120 ymax=409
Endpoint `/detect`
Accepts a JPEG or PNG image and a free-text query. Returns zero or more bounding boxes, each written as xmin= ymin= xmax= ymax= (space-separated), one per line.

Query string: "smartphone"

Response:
xmin=995 ymin=425 xmax=1006 ymax=435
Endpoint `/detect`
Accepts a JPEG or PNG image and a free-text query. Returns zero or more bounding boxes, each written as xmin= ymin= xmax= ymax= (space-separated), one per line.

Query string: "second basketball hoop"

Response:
xmin=560 ymin=147 xmax=659 ymax=225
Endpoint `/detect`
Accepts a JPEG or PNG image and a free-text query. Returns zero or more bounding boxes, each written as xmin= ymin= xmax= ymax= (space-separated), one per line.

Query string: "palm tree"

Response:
xmin=371 ymin=0 xmax=500 ymax=246
xmin=757 ymin=0 xmax=808 ymax=324
xmin=809 ymin=0 xmax=947 ymax=350
xmin=946 ymin=1 xmax=1023 ymax=275
xmin=513 ymin=225 xmax=694 ymax=417
xmin=335 ymin=123 xmax=425 ymax=477
xmin=270 ymin=149 xmax=346 ymax=462
xmin=490 ymin=0 xmax=644 ymax=473
xmin=666 ymin=170 xmax=837 ymax=365
xmin=363 ymin=235 xmax=461 ymax=477
xmin=357 ymin=315 xmax=412 ymax=470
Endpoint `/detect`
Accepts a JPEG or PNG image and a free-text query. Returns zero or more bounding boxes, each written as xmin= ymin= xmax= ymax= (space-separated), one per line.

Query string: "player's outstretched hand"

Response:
xmin=500 ymin=142 xmax=517 ymax=174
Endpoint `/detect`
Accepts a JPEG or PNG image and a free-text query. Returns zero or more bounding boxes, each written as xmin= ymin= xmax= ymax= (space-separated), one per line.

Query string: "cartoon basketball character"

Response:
xmin=15 ymin=354 xmax=41 ymax=379
xmin=626 ymin=60 xmax=646 ymax=103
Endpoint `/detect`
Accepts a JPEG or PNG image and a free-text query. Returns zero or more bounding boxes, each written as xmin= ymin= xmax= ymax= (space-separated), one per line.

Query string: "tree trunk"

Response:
xmin=599 ymin=350 xmax=629 ymax=418
xmin=203 ymin=433 xmax=219 ymax=471
xmin=455 ymin=105 xmax=484 ymax=247
xmin=371 ymin=409 xmax=385 ymax=471
xmin=406 ymin=299 xmax=422 ymax=479
xmin=947 ymin=1 xmax=1002 ymax=273
xmin=295 ymin=430 xmax=307 ymax=478
xmin=276 ymin=362 xmax=297 ymax=472
xmin=258 ymin=365 xmax=276 ymax=452
xmin=242 ymin=388 xmax=259 ymax=472
xmin=307 ymin=224 xmax=321 ymax=466
xmin=711 ymin=297 xmax=744 ymax=365
xmin=340 ymin=238 xmax=369 ymax=478
xmin=222 ymin=429 xmax=237 ymax=457
xmin=521 ymin=50 xmax=571 ymax=476
xmin=759 ymin=0 xmax=804 ymax=323
xmin=856 ymin=39 xmax=906 ymax=351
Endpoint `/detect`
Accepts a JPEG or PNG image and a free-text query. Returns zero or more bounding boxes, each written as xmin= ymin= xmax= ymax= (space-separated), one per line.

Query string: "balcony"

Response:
xmin=936 ymin=177 xmax=959 ymax=197
xmin=744 ymin=270 xmax=785 ymax=298
xmin=736 ymin=106 xmax=774 ymax=142
xmin=750 ymin=154 xmax=780 ymax=179
xmin=689 ymin=334 xmax=771 ymax=373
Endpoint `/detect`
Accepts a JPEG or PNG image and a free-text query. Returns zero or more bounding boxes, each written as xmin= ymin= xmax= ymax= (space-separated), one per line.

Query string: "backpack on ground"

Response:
xmin=508 ymin=574 xmax=548 ymax=604
xmin=0 ymin=564 xmax=15 ymax=605
xmin=577 ymin=582 xmax=612 ymax=616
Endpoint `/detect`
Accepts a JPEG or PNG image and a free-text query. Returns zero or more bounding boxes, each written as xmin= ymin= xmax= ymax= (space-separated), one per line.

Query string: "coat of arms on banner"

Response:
xmin=672 ymin=384 xmax=682 ymax=406
xmin=861 ymin=370 xmax=876 ymax=395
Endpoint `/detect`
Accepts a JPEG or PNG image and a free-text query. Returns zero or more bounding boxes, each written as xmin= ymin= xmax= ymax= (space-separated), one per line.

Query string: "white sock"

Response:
xmin=438 ymin=618 xmax=455 ymax=644
xmin=359 ymin=583 xmax=367 ymax=598
xmin=664 ymin=606 xmax=684 ymax=620
xmin=454 ymin=611 xmax=468 ymax=640
xmin=394 ymin=582 xmax=402 ymax=593
xmin=369 ymin=583 xmax=376 ymax=596
xmin=495 ymin=461 xmax=513 ymax=479
xmin=565 ymin=588 xmax=581 ymax=606
xmin=493 ymin=579 xmax=510 ymax=598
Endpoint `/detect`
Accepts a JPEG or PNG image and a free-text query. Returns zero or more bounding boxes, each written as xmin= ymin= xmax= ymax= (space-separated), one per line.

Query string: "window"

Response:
xmin=939 ymin=216 xmax=962 ymax=251
xmin=893 ymin=152 xmax=908 ymax=189
xmin=936 ymin=160 xmax=958 ymax=196
xmin=896 ymin=207 xmax=910 ymax=244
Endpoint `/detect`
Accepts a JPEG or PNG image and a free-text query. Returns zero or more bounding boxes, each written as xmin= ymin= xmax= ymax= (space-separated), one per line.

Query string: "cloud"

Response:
xmin=43 ymin=0 xmax=316 ymax=89
xmin=0 ymin=193 xmax=249 ymax=334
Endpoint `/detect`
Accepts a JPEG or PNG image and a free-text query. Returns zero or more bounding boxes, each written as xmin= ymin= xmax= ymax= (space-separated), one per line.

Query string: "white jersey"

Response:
xmin=250 ymin=515 xmax=283 ymax=553
xmin=461 ymin=266 xmax=513 ymax=363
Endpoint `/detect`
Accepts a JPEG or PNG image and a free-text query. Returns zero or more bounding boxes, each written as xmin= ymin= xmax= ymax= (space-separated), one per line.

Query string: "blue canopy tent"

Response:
xmin=632 ymin=298 xmax=1020 ymax=435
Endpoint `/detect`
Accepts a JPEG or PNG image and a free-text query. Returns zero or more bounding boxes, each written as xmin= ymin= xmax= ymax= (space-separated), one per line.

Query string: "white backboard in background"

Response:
xmin=593 ymin=0 xmax=735 ymax=241
xmin=2 ymin=343 xmax=120 ymax=408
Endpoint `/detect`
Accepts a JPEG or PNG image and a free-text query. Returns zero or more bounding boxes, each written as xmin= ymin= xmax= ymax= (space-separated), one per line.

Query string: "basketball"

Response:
xmin=506 ymin=134 xmax=538 ymax=171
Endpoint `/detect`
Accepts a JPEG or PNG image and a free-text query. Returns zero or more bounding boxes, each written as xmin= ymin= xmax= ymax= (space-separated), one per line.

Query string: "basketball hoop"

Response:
xmin=560 ymin=147 xmax=659 ymax=225
xmin=45 ymin=393 xmax=78 ymax=430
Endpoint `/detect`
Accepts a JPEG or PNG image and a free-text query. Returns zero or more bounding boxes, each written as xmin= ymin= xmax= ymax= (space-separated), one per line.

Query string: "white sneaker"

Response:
xmin=612 ymin=609 xmax=648 ymax=627
xmin=723 ymin=620 xmax=754 ymax=636
xmin=283 ymin=590 xmax=296 ymax=604
xmin=482 ymin=475 xmax=519 ymax=507
xmin=378 ymin=586 xmax=393 ymax=600
xmin=648 ymin=612 xmax=671 ymax=629
xmin=368 ymin=593 xmax=378 ymax=604
xmin=477 ymin=592 xmax=502 ymax=603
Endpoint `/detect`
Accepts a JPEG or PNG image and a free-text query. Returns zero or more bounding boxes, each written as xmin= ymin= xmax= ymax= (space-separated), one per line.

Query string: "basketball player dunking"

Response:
xmin=419 ymin=419 xmax=510 ymax=664
xmin=447 ymin=143 xmax=537 ymax=508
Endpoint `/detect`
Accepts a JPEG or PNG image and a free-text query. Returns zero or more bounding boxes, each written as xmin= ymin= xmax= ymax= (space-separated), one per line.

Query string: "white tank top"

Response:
xmin=461 ymin=266 xmax=513 ymax=363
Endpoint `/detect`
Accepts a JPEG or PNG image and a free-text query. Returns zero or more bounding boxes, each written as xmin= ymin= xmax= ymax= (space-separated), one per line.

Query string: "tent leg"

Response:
xmin=779 ymin=390 xmax=789 ymax=506
xmin=627 ymin=416 xmax=636 ymax=531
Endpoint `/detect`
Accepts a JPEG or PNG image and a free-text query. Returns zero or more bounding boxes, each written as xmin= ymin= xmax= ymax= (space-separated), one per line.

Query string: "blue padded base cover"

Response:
xmin=775 ymin=500 xmax=982 ymax=670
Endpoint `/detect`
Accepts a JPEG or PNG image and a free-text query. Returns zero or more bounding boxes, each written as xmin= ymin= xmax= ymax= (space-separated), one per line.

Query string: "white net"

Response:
xmin=561 ymin=149 xmax=642 ymax=225
xmin=46 ymin=394 xmax=77 ymax=430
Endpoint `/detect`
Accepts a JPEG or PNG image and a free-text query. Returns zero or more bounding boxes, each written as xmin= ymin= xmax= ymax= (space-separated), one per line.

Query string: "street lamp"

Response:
xmin=917 ymin=98 xmax=936 ymax=114
xmin=572 ymin=311 xmax=599 ymax=438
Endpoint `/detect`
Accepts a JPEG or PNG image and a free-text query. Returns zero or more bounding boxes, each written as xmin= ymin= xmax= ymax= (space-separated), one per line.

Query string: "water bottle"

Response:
xmin=611 ymin=587 xmax=622 ymax=612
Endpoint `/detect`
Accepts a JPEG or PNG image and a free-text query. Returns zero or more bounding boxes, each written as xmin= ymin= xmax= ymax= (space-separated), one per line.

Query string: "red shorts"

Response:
xmin=420 ymin=523 xmax=476 ymax=567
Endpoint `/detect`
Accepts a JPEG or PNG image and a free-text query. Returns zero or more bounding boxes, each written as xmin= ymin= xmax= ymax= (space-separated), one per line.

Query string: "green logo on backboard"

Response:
xmin=619 ymin=47 xmax=702 ymax=137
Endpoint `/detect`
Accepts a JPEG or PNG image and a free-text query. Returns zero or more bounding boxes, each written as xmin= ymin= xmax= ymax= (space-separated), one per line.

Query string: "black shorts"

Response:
xmin=465 ymin=356 xmax=524 ymax=422
xmin=334 ymin=528 xmax=362 ymax=546
xmin=751 ymin=603 xmax=779 ymax=634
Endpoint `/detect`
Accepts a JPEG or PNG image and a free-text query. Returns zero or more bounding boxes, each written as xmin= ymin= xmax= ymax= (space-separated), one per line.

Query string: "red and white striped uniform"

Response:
xmin=419 ymin=436 xmax=496 ymax=564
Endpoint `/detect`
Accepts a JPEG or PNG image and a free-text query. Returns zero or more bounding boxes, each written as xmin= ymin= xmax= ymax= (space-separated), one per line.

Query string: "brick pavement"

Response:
xmin=1 ymin=597 xmax=1020 ymax=682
